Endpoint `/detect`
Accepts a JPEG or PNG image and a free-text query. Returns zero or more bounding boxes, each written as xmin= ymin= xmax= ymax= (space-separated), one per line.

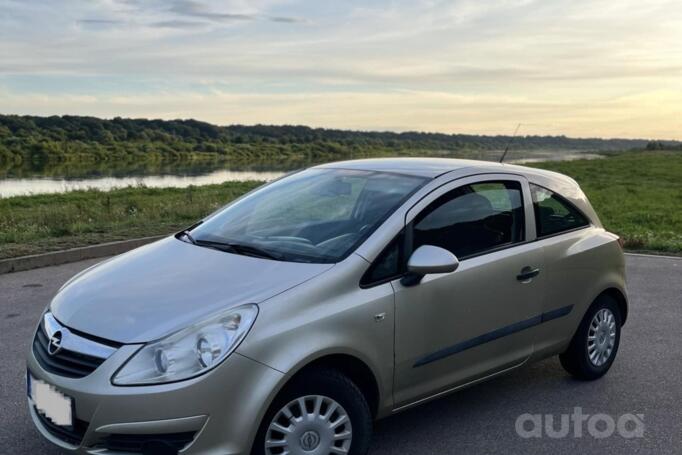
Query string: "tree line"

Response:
xmin=0 ymin=114 xmax=672 ymax=165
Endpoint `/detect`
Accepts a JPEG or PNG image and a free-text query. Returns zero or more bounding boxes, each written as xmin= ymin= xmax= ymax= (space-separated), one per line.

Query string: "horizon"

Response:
xmin=2 ymin=112 xmax=676 ymax=143
xmin=2 ymin=1 xmax=682 ymax=140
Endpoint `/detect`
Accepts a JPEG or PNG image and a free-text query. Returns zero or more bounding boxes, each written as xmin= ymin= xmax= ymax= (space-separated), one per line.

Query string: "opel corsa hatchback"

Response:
xmin=27 ymin=158 xmax=627 ymax=455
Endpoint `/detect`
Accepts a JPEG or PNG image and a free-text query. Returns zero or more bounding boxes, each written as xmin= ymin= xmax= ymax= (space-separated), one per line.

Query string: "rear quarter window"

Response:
xmin=530 ymin=184 xmax=590 ymax=237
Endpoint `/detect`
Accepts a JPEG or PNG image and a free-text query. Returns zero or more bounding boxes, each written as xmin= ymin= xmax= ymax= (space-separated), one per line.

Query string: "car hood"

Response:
xmin=51 ymin=237 xmax=334 ymax=344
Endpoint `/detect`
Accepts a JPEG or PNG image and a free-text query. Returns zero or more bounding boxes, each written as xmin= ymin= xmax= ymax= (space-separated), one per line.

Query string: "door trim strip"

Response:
xmin=413 ymin=305 xmax=573 ymax=368
xmin=395 ymin=357 xmax=529 ymax=413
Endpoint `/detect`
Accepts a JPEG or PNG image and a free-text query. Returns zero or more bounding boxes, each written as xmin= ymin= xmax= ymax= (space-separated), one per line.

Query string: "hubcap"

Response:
xmin=587 ymin=308 xmax=617 ymax=367
xmin=265 ymin=395 xmax=352 ymax=455
xmin=300 ymin=431 xmax=320 ymax=451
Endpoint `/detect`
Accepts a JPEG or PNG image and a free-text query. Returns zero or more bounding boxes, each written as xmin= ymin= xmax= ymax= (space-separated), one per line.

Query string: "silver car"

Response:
xmin=27 ymin=158 xmax=627 ymax=455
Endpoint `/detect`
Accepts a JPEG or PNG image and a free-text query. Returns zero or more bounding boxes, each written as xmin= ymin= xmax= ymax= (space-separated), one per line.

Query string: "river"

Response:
xmin=0 ymin=151 xmax=603 ymax=198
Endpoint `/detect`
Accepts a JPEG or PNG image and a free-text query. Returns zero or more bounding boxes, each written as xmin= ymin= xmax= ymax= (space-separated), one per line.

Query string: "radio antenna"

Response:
xmin=499 ymin=123 xmax=522 ymax=163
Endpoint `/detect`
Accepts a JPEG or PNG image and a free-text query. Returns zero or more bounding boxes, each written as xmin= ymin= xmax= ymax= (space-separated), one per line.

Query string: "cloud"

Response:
xmin=76 ymin=18 xmax=125 ymax=28
xmin=167 ymin=0 xmax=256 ymax=21
xmin=268 ymin=16 xmax=307 ymax=24
xmin=2 ymin=0 xmax=682 ymax=139
xmin=164 ymin=0 xmax=305 ymax=24
xmin=149 ymin=20 xmax=207 ymax=29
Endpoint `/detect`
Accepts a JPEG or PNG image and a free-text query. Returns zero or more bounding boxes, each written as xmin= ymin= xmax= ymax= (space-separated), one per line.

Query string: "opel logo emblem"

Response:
xmin=48 ymin=330 xmax=63 ymax=356
xmin=299 ymin=430 xmax=320 ymax=451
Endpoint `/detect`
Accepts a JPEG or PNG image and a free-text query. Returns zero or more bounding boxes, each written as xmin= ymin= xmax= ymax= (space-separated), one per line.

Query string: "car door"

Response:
xmin=526 ymin=182 xmax=600 ymax=355
xmin=391 ymin=174 xmax=546 ymax=408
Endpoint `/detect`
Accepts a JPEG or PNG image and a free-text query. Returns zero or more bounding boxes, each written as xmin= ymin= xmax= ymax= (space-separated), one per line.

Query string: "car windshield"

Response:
xmin=189 ymin=168 xmax=427 ymax=263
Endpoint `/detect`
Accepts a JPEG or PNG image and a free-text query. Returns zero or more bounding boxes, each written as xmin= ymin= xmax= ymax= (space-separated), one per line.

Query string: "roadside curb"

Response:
xmin=623 ymin=252 xmax=682 ymax=260
xmin=1 ymin=238 xmax=679 ymax=275
xmin=0 ymin=235 xmax=165 ymax=275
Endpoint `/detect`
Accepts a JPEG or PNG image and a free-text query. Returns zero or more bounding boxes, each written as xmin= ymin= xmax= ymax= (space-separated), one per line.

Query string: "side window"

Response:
xmin=530 ymin=184 xmax=589 ymax=237
xmin=412 ymin=181 xmax=525 ymax=258
xmin=360 ymin=231 xmax=405 ymax=286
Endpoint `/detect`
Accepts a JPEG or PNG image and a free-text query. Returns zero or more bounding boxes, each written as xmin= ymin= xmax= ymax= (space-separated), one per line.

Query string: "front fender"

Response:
xmin=237 ymin=254 xmax=395 ymax=417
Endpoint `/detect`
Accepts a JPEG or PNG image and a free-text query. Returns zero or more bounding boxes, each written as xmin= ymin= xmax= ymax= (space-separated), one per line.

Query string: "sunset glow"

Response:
xmin=2 ymin=0 xmax=682 ymax=139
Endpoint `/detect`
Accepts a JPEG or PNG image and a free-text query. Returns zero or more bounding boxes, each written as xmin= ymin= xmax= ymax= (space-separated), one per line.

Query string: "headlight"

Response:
xmin=112 ymin=304 xmax=258 ymax=385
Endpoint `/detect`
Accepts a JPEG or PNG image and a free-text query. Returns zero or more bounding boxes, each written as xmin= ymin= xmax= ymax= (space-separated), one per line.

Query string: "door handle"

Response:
xmin=517 ymin=266 xmax=540 ymax=282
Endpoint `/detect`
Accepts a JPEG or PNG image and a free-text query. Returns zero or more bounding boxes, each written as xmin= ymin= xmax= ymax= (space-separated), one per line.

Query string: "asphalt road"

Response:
xmin=1 ymin=254 xmax=680 ymax=454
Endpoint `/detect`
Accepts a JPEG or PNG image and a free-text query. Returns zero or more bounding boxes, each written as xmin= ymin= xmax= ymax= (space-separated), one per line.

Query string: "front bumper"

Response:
xmin=27 ymin=342 xmax=284 ymax=454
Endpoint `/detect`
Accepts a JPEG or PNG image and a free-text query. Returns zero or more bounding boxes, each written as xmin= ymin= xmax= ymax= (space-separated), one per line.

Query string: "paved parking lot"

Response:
xmin=1 ymin=254 xmax=680 ymax=454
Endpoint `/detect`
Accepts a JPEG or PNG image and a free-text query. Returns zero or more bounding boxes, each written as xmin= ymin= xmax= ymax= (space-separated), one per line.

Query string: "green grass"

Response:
xmin=0 ymin=182 xmax=262 ymax=259
xmin=0 ymin=150 xmax=680 ymax=259
xmin=529 ymin=151 xmax=682 ymax=254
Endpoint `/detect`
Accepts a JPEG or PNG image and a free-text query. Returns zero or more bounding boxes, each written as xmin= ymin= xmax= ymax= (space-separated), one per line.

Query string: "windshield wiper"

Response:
xmin=229 ymin=242 xmax=284 ymax=260
xmin=194 ymin=239 xmax=283 ymax=261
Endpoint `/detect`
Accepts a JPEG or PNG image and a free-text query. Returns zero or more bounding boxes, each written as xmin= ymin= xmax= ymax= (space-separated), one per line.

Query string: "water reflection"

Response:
xmin=0 ymin=158 xmax=304 ymax=198
xmin=0 ymin=169 xmax=286 ymax=198
xmin=0 ymin=151 xmax=603 ymax=198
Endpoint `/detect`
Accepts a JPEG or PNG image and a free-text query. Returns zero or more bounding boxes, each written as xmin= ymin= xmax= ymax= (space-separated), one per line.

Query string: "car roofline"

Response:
xmin=312 ymin=157 xmax=580 ymax=184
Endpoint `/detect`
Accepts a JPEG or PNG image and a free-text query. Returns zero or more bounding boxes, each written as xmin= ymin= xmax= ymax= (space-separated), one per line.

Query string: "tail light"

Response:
xmin=616 ymin=236 xmax=625 ymax=250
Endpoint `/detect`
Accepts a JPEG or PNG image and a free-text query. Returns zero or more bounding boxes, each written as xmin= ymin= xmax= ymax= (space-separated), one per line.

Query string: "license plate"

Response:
xmin=28 ymin=375 xmax=73 ymax=427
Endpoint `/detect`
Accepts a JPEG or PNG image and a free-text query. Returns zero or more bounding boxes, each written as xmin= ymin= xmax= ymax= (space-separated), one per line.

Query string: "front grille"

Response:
xmin=32 ymin=325 xmax=114 ymax=378
xmin=34 ymin=406 xmax=89 ymax=446
xmin=99 ymin=432 xmax=197 ymax=454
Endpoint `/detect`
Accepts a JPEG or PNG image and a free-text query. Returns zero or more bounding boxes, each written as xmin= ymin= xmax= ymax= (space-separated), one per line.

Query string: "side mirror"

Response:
xmin=402 ymin=245 xmax=459 ymax=286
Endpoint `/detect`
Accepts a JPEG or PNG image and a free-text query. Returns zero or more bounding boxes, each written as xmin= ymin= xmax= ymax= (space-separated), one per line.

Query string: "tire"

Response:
xmin=560 ymin=295 xmax=622 ymax=380
xmin=252 ymin=368 xmax=373 ymax=455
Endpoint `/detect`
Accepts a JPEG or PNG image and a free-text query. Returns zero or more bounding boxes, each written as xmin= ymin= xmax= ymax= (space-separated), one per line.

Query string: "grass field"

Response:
xmin=528 ymin=150 xmax=682 ymax=254
xmin=0 ymin=181 xmax=262 ymax=259
xmin=0 ymin=150 xmax=680 ymax=259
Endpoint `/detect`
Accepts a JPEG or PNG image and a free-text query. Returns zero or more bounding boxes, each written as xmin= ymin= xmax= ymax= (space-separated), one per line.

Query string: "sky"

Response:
xmin=1 ymin=0 xmax=682 ymax=139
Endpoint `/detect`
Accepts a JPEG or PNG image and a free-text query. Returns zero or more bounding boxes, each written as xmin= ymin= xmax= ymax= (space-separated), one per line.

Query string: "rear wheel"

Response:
xmin=560 ymin=295 xmax=622 ymax=380
xmin=252 ymin=369 xmax=372 ymax=455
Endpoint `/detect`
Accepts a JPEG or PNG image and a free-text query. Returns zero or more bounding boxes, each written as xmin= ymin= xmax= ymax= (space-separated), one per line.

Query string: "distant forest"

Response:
xmin=0 ymin=114 xmax=675 ymax=165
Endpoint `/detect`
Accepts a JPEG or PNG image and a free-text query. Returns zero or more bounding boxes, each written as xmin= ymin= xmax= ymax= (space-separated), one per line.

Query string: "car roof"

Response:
xmin=315 ymin=157 xmax=571 ymax=183
xmin=316 ymin=157 xmax=477 ymax=177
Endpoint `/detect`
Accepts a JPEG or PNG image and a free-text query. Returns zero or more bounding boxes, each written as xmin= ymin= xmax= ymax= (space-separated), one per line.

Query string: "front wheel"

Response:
xmin=560 ymin=295 xmax=622 ymax=380
xmin=252 ymin=369 xmax=372 ymax=455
